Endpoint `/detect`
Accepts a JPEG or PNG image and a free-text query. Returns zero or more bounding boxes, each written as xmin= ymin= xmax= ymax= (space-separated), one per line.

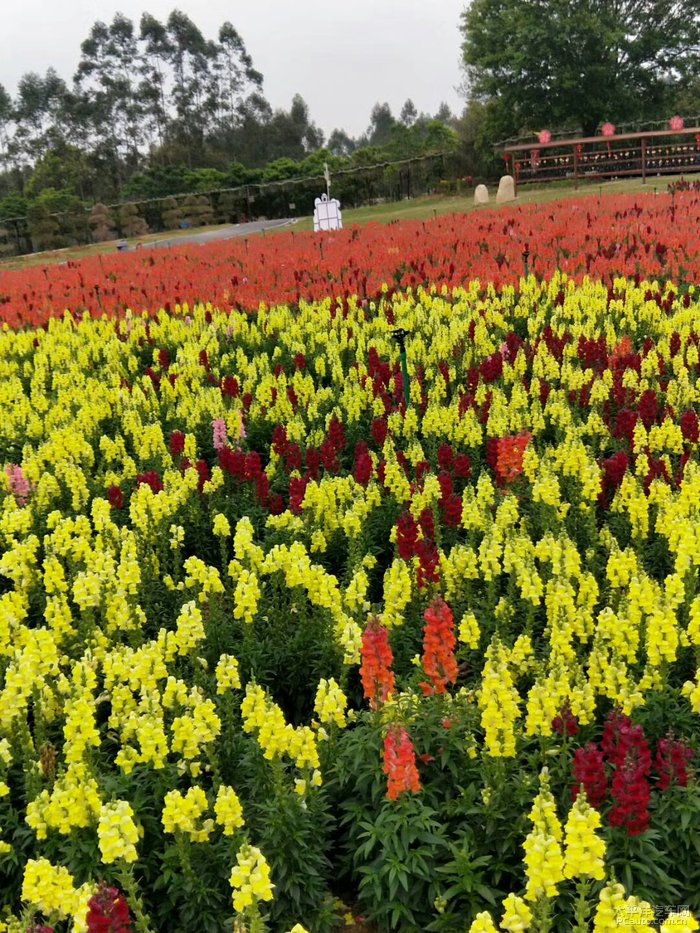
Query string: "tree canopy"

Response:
xmin=461 ymin=0 xmax=700 ymax=137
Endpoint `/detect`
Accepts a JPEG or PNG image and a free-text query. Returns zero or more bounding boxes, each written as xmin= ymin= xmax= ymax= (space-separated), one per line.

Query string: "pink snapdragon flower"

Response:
xmin=212 ymin=418 xmax=228 ymax=451
xmin=5 ymin=465 xmax=32 ymax=506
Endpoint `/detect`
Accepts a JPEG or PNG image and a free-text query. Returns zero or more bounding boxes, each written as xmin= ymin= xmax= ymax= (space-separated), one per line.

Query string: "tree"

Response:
xmin=75 ymin=13 xmax=143 ymax=176
xmin=434 ymin=102 xmax=453 ymax=124
xmin=400 ymin=99 xmax=418 ymax=127
xmin=13 ymin=69 xmax=69 ymax=164
xmin=327 ymin=129 xmax=356 ymax=157
xmin=461 ymin=0 xmax=700 ymax=137
xmin=367 ymin=103 xmax=396 ymax=147
xmin=0 ymin=84 xmax=12 ymax=170
xmin=138 ymin=13 xmax=173 ymax=150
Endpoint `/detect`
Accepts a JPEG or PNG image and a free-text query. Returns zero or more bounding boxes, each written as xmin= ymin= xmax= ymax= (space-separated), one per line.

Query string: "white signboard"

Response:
xmin=313 ymin=193 xmax=343 ymax=232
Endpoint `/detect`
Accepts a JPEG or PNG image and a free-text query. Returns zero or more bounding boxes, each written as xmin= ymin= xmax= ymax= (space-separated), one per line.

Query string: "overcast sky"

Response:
xmin=0 ymin=0 xmax=466 ymax=137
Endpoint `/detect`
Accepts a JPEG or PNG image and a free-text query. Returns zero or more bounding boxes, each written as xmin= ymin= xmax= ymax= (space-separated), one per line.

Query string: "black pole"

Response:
xmin=391 ymin=328 xmax=411 ymax=407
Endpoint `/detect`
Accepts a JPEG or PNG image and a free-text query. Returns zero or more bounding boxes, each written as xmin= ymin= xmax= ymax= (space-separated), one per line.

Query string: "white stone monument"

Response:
xmin=496 ymin=175 xmax=516 ymax=203
xmin=474 ymin=184 xmax=490 ymax=205
xmin=313 ymin=193 xmax=343 ymax=231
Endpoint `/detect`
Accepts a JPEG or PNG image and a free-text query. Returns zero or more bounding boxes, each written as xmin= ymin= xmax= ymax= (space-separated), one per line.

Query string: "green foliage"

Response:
xmin=461 ymin=0 xmax=700 ymax=137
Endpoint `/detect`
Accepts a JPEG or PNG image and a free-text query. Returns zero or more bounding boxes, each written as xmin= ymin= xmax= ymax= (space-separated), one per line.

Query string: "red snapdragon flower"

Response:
xmin=420 ymin=598 xmax=458 ymax=696
xmin=495 ymin=432 xmax=531 ymax=483
xmin=383 ymin=725 xmax=421 ymax=800
xmin=360 ymin=619 xmax=396 ymax=709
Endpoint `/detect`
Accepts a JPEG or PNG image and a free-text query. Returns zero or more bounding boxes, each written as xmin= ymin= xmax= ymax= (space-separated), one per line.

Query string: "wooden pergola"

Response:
xmin=499 ymin=126 xmax=700 ymax=193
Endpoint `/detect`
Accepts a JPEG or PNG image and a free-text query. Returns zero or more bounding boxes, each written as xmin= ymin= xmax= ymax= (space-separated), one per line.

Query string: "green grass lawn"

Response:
xmin=1 ymin=173 xmax=686 ymax=271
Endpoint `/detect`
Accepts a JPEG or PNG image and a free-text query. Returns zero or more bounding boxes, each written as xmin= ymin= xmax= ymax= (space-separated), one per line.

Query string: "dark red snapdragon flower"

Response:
xmin=271 ymin=424 xmax=288 ymax=456
xmin=602 ymin=711 xmax=652 ymax=836
xmin=552 ymin=705 xmax=579 ymax=737
xmin=572 ymin=742 xmax=608 ymax=809
xmin=638 ymin=389 xmax=659 ymax=429
xmin=396 ymin=511 xmax=419 ymax=560
xmin=244 ymin=451 xmax=262 ymax=481
xmin=442 ymin=494 xmax=463 ymax=527
xmin=613 ymin=409 xmax=638 ymax=444
xmin=680 ymin=409 xmax=699 ymax=443
xmin=453 ymin=452 xmax=471 ymax=479
xmin=655 ymin=737 xmax=694 ymax=791
xmin=169 ymin=430 xmax=186 ymax=457
xmin=371 ymin=417 xmax=388 ymax=448
xmin=195 ymin=459 xmax=210 ymax=492
xmin=305 ymin=447 xmax=321 ymax=480
xmin=415 ymin=537 xmax=440 ymax=588
xmin=328 ymin=415 xmax=346 ymax=451
xmin=136 ymin=471 xmax=163 ymax=493
xmin=86 ymin=883 xmax=133 ymax=933
xmin=601 ymin=451 xmax=629 ymax=491
xmin=107 ymin=485 xmax=124 ymax=510
xmin=219 ymin=446 xmax=246 ymax=480
xmin=437 ymin=470 xmax=454 ymax=501
xmin=353 ymin=441 xmax=373 ymax=486
xmin=221 ymin=375 xmax=239 ymax=398
xmin=609 ymin=758 xmax=652 ymax=836
xmin=480 ymin=351 xmax=503 ymax=383
xmin=437 ymin=443 xmax=454 ymax=471
xmin=284 ymin=443 xmax=303 ymax=474
xmin=289 ymin=476 xmax=309 ymax=514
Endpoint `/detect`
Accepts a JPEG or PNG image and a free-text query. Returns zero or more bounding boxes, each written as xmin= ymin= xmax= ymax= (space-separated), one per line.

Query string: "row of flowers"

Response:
xmin=4 ymin=188 xmax=700 ymax=326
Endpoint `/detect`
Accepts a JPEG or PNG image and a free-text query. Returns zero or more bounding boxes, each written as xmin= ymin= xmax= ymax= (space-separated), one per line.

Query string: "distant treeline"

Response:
xmin=0 ymin=10 xmax=477 ymax=254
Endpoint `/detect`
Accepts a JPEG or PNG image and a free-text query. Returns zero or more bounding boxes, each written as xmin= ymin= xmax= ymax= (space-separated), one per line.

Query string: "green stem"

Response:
xmin=115 ymin=861 xmax=154 ymax=933
xmin=573 ymin=876 xmax=592 ymax=932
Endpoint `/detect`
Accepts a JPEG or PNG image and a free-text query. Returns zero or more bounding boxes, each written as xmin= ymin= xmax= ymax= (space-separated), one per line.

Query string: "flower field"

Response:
xmin=1 ymin=191 xmax=700 ymax=933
